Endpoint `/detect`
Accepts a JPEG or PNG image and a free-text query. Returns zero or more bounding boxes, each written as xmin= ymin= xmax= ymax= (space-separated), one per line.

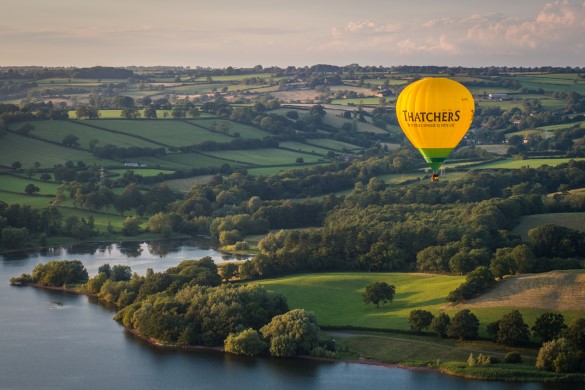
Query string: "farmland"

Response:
xmin=255 ymin=271 xmax=584 ymax=335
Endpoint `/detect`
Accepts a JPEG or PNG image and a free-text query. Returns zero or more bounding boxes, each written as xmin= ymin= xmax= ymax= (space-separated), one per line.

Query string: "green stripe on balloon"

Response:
xmin=417 ymin=148 xmax=454 ymax=171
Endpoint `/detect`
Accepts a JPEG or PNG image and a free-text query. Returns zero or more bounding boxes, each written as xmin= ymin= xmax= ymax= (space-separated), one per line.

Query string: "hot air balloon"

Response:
xmin=395 ymin=78 xmax=475 ymax=181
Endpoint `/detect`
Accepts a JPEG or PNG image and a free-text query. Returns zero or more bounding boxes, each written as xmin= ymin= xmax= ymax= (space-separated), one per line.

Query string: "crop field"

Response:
xmin=514 ymin=73 xmax=585 ymax=95
xmin=203 ymin=148 xmax=325 ymax=166
xmin=8 ymin=120 xmax=161 ymax=149
xmin=511 ymin=212 xmax=585 ymax=240
xmin=305 ymin=138 xmax=363 ymax=153
xmin=470 ymin=158 xmax=585 ymax=170
xmin=189 ymin=119 xmax=272 ymax=139
xmin=0 ymin=132 xmax=119 ymax=168
xmin=83 ymin=120 xmax=232 ymax=146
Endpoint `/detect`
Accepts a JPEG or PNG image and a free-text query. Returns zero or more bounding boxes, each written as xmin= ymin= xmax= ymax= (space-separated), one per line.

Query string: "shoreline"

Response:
xmin=14 ymin=283 xmax=584 ymax=383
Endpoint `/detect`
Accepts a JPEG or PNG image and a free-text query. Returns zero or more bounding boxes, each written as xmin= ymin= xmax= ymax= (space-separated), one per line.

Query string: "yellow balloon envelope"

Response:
xmin=395 ymin=78 xmax=474 ymax=171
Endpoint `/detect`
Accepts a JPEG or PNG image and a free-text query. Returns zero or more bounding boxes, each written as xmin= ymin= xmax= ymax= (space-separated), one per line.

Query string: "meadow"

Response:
xmin=83 ymin=120 xmax=232 ymax=147
xmin=8 ymin=120 xmax=161 ymax=150
xmin=0 ymin=132 xmax=118 ymax=168
xmin=203 ymin=148 xmax=325 ymax=166
xmin=256 ymin=271 xmax=584 ymax=338
xmin=470 ymin=158 xmax=585 ymax=170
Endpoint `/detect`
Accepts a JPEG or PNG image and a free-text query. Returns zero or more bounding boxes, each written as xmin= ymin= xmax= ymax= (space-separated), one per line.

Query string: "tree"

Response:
xmin=11 ymin=161 xmax=22 ymax=170
xmin=536 ymin=338 xmax=579 ymax=373
xmin=111 ymin=264 xmax=132 ymax=281
xmin=224 ymin=328 xmax=267 ymax=356
xmin=532 ymin=312 xmax=567 ymax=343
xmin=409 ymin=310 xmax=434 ymax=333
xmin=563 ymin=318 xmax=585 ymax=358
xmin=260 ymin=309 xmax=320 ymax=356
xmin=430 ymin=312 xmax=451 ymax=338
xmin=489 ymin=310 xmax=530 ymax=346
xmin=447 ymin=309 xmax=479 ymax=340
xmin=121 ymin=216 xmax=141 ymax=236
xmin=62 ymin=134 xmax=80 ymax=147
xmin=362 ymin=281 xmax=396 ymax=308
xmin=220 ymin=262 xmax=239 ymax=282
xmin=143 ymin=106 xmax=157 ymax=119
xmin=40 ymin=173 xmax=52 ymax=181
xmin=24 ymin=183 xmax=40 ymax=195
xmin=121 ymin=107 xmax=140 ymax=119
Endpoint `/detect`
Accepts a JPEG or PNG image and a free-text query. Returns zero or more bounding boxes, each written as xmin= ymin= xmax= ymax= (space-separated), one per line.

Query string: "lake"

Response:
xmin=0 ymin=239 xmax=576 ymax=389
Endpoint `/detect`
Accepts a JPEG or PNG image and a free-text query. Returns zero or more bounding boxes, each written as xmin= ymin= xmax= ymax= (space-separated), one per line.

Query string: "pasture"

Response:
xmin=0 ymin=174 xmax=61 ymax=195
xmin=470 ymin=158 xmax=585 ymax=170
xmin=8 ymin=120 xmax=161 ymax=149
xmin=203 ymin=148 xmax=326 ymax=166
xmin=306 ymin=138 xmax=364 ymax=153
xmin=279 ymin=141 xmax=332 ymax=156
xmin=83 ymin=120 xmax=232 ymax=147
xmin=138 ymin=153 xmax=245 ymax=170
xmin=0 ymin=132 xmax=119 ymax=168
xmin=256 ymin=271 xmax=584 ymax=337
xmin=189 ymin=119 xmax=272 ymax=139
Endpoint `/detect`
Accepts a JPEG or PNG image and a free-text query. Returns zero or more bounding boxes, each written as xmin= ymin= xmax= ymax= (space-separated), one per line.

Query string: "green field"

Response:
xmin=84 ymin=120 xmax=232 ymax=147
xmin=256 ymin=272 xmax=584 ymax=338
xmin=107 ymin=168 xmax=175 ymax=177
xmin=257 ymin=272 xmax=465 ymax=329
xmin=0 ymin=132 xmax=119 ymax=168
xmin=189 ymin=119 xmax=272 ymax=139
xmin=138 ymin=153 xmax=245 ymax=170
xmin=8 ymin=120 xmax=161 ymax=149
xmin=511 ymin=212 xmax=585 ymax=241
xmin=203 ymin=148 xmax=326 ymax=166
xmin=305 ymin=138 xmax=363 ymax=152
xmin=0 ymin=174 xmax=61 ymax=195
xmin=279 ymin=141 xmax=332 ymax=156
xmin=470 ymin=158 xmax=585 ymax=170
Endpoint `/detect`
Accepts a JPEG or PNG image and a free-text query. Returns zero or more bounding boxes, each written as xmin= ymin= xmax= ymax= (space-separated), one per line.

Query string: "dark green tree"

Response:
xmin=489 ymin=310 xmax=530 ymax=346
xmin=532 ymin=312 xmax=567 ymax=343
xmin=224 ymin=328 xmax=267 ymax=356
xmin=24 ymin=184 xmax=40 ymax=195
xmin=447 ymin=309 xmax=479 ymax=340
xmin=362 ymin=281 xmax=396 ymax=308
xmin=430 ymin=312 xmax=451 ymax=338
xmin=409 ymin=310 xmax=434 ymax=333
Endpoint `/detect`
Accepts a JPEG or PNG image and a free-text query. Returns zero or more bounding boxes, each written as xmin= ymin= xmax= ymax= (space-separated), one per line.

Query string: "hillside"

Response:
xmin=456 ymin=270 xmax=585 ymax=311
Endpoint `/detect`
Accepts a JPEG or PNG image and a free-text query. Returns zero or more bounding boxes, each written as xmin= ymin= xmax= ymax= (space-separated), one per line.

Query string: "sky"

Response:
xmin=1 ymin=0 xmax=583 ymax=68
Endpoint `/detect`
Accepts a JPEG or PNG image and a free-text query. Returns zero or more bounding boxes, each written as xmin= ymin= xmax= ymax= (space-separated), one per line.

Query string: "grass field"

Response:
xmin=138 ymin=153 xmax=246 ymax=170
xmin=279 ymin=141 xmax=332 ymax=156
xmin=257 ymin=272 xmax=465 ymax=329
xmin=511 ymin=212 xmax=585 ymax=241
xmin=203 ymin=148 xmax=326 ymax=165
xmin=256 ymin=271 xmax=585 ymax=338
xmin=107 ymin=168 xmax=175 ymax=177
xmin=305 ymin=138 xmax=363 ymax=153
xmin=470 ymin=158 xmax=585 ymax=170
xmin=189 ymin=119 xmax=272 ymax=139
xmin=0 ymin=132 xmax=119 ymax=168
xmin=84 ymin=120 xmax=232 ymax=147
xmin=0 ymin=174 xmax=61 ymax=195
xmin=8 ymin=120 xmax=161 ymax=150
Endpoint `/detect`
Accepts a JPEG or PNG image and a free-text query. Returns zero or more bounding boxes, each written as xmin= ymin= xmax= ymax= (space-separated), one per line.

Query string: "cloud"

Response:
xmin=324 ymin=0 xmax=585 ymax=64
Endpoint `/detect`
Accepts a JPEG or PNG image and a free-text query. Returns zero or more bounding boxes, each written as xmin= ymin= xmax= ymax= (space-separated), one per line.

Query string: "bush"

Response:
xmin=224 ymin=328 xmax=267 ymax=356
xmin=269 ymin=335 xmax=296 ymax=357
xmin=505 ymin=351 xmax=522 ymax=364
xmin=536 ymin=338 xmax=579 ymax=373
xmin=409 ymin=310 xmax=434 ymax=333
